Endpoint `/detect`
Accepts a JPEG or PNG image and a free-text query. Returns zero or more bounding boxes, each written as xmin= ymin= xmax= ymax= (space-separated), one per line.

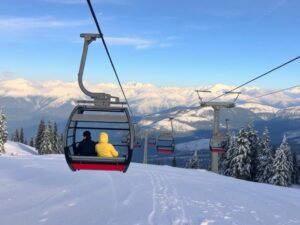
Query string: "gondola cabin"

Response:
xmin=156 ymin=132 xmax=175 ymax=153
xmin=209 ymin=135 xmax=227 ymax=153
xmin=64 ymin=105 xmax=134 ymax=172
xmin=148 ymin=137 xmax=156 ymax=145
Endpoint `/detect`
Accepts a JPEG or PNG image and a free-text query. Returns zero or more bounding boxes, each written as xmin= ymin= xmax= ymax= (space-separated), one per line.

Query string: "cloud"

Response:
xmin=184 ymin=24 xmax=218 ymax=32
xmin=0 ymin=17 xmax=90 ymax=30
xmin=0 ymin=16 xmax=172 ymax=50
xmin=106 ymin=36 xmax=156 ymax=49
xmin=166 ymin=36 xmax=183 ymax=41
xmin=250 ymin=0 xmax=289 ymax=24
xmin=0 ymin=71 xmax=15 ymax=80
xmin=263 ymin=0 xmax=288 ymax=16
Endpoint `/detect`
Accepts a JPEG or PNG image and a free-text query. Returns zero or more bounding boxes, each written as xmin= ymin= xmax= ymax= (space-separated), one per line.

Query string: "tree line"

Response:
xmin=0 ymin=109 xmax=8 ymax=154
xmin=220 ymin=125 xmax=300 ymax=187
xmin=8 ymin=119 xmax=64 ymax=155
xmin=34 ymin=119 xmax=64 ymax=154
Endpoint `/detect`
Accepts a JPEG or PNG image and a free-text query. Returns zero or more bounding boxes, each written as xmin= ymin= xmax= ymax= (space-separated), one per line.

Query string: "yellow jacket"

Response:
xmin=96 ymin=132 xmax=119 ymax=158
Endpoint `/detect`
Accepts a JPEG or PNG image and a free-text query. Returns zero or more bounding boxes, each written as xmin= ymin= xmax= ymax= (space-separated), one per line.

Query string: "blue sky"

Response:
xmin=0 ymin=0 xmax=300 ymax=88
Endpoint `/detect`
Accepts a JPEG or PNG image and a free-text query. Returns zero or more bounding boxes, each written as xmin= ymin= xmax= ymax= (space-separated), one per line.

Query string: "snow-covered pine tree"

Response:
xmin=35 ymin=119 xmax=45 ymax=154
xmin=0 ymin=109 xmax=8 ymax=154
xmin=52 ymin=122 xmax=60 ymax=154
xmin=226 ymin=133 xmax=238 ymax=176
xmin=221 ymin=132 xmax=237 ymax=176
xmin=58 ymin=133 xmax=64 ymax=153
xmin=270 ymin=145 xmax=290 ymax=187
xmin=246 ymin=124 xmax=260 ymax=181
xmin=292 ymin=153 xmax=299 ymax=184
xmin=186 ymin=150 xmax=200 ymax=169
xmin=19 ymin=128 xmax=24 ymax=144
xmin=256 ymin=127 xmax=274 ymax=183
xmin=40 ymin=121 xmax=55 ymax=154
xmin=231 ymin=127 xmax=251 ymax=180
xmin=280 ymin=135 xmax=293 ymax=185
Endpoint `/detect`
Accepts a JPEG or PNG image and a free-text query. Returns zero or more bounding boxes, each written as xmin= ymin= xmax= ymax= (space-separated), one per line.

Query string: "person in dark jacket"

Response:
xmin=75 ymin=131 xmax=97 ymax=156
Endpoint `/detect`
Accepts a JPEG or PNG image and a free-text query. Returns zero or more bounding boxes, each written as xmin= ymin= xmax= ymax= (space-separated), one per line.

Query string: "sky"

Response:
xmin=0 ymin=0 xmax=300 ymax=89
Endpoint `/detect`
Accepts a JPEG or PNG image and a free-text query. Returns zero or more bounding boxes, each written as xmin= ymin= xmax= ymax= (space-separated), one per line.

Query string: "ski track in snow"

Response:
xmin=147 ymin=170 xmax=189 ymax=225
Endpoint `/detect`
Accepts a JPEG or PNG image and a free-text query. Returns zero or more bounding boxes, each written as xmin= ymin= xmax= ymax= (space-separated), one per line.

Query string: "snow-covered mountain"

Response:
xmin=0 ymin=154 xmax=300 ymax=225
xmin=1 ymin=79 xmax=300 ymax=139
xmin=1 ymin=78 xmax=300 ymax=115
xmin=276 ymin=106 xmax=300 ymax=120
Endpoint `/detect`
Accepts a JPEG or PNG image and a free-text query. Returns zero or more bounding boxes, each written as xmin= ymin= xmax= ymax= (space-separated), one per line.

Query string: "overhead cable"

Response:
xmin=243 ymin=84 xmax=300 ymax=101
xmin=86 ymin=0 xmax=134 ymax=116
xmin=207 ymin=55 xmax=300 ymax=102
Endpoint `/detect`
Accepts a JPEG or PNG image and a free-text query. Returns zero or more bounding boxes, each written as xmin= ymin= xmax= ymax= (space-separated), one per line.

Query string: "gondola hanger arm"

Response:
xmin=78 ymin=33 xmax=121 ymax=106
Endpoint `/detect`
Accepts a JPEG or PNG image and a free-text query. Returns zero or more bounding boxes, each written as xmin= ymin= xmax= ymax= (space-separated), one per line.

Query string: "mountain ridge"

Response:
xmin=1 ymin=78 xmax=300 ymax=144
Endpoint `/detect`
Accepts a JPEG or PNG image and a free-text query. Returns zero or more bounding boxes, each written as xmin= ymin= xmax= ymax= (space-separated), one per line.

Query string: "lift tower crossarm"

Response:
xmin=200 ymin=102 xmax=235 ymax=108
xmin=224 ymin=91 xmax=241 ymax=103
xmin=195 ymin=90 xmax=211 ymax=104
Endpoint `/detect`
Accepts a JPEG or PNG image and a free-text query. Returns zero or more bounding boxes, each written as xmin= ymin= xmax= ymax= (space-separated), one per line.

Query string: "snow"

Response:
xmin=237 ymin=103 xmax=279 ymax=114
xmin=1 ymin=154 xmax=299 ymax=225
xmin=2 ymin=79 xmax=300 ymax=116
xmin=276 ymin=106 xmax=300 ymax=119
xmin=4 ymin=141 xmax=37 ymax=156
xmin=176 ymin=139 xmax=210 ymax=152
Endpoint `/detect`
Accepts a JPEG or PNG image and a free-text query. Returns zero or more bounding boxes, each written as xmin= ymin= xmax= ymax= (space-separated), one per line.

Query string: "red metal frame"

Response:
xmin=157 ymin=149 xmax=174 ymax=153
xmin=71 ymin=163 xmax=125 ymax=171
xmin=211 ymin=148 xmax=225 ymax=153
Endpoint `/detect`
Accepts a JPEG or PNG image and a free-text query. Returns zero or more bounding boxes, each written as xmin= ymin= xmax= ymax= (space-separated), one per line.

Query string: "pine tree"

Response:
xmin=29 ymin=137 xmax=34 ymax=147
xmin=0 ymin=109 xmax=8 ymax=154
xmin=40 ymin=121 xmax=54 ymax=154
xmin=292 ymin=153 xmax=299 ymax=184
xmin=52 ymin=122 xmax=60 ymax=154
xmin=225 ymin=133 xmax=238 ymax=176
xmin=231 ymin=127 xmax=251 ymax=180
xmin=256 ymin=127 xmax=274 ymax=183
xmin=246 ymin=124 xmax=260 ymax=181
xmin=186 ymin=150 xmax=200 ymax=169
xmin=58 ymin=133 xmax=64 ymax=154
xmin=270 ymin=145 xmax=290 ymax=187
xmin=35 ymin=119 xmax=45 ymax=154
xmin=19 ymin=128 xmax=24 ymax=144
xmin=220 ymin=133 xmax=237 ymax=176
xmin=12 ymin=129 xmax=20 ymax=142
xmin=280 ymin=135 xmax=293 ymax=185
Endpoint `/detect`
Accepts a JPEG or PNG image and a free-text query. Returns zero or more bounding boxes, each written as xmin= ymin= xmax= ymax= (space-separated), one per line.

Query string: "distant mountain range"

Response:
xmin=1 ymin=79 xmax=300 ymax=147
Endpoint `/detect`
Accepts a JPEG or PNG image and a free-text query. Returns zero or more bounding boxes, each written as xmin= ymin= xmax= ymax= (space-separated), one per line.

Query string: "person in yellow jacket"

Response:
xmin=95 ymin=132 xmax=119 ymax=158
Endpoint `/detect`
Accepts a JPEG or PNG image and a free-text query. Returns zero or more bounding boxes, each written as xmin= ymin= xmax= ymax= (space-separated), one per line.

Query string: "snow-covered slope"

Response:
xmin=3 ymin=141 xmax=38 ymax=156
xmin=237 ymin=103 xmax=278 ymax=120
xmin=176 ymin=139 xmax=210 ymax=152
xmin=276 ymin=106 xmax=300 ymax=119
xmin=0 ymin=155 xmax=299 ymax=225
